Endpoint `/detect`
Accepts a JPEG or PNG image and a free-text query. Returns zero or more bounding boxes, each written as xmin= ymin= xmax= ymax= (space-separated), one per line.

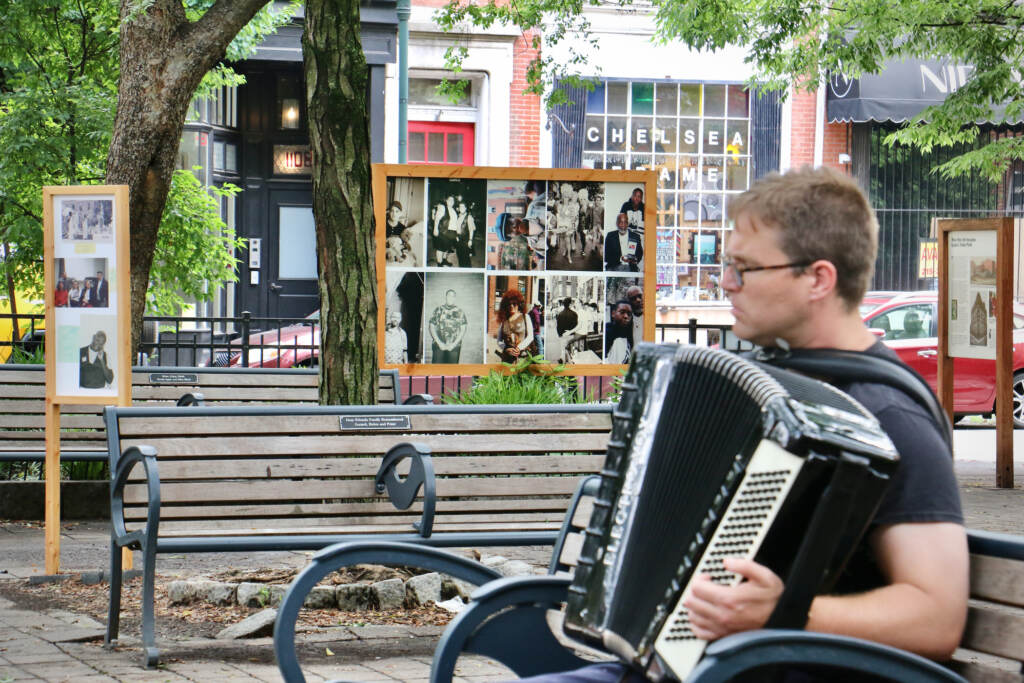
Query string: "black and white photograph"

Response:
xmin=604 ymin=182 xmax=645 ymax=273
xmin=53 ymin=257 xmax=110 ymax=309
xmin=426 ymin=178 xmax=486 ymax=268
xmin=545 ymin=275 xmax=603 ymax=363
xmin=486 ymin=275 xmax=544 ymax=363
xmin=58 ymin=198 xmax=114 ymax=242
xmin=485 ymin=180 xmax=546 ymax=271
xmin=422 ymin=271 xmax=485 ymax=364
xmin=546 ymin=181 xmax=604 ymax=272
xmin=606 ymin=277 xmax=644 ymax=364
xmin=385 ymin=177 xmax=425 ymax=267
xmin=384 ymin=270 xmax=424 ymax=364
xmin=607 ymin=181 xmax=645 ymax=232
xmin=77 ymin=314 xmax=117 ymax=392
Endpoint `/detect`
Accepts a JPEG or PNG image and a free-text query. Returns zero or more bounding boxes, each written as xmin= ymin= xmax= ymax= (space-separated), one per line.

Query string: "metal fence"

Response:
xmin=0 ymin=312 xmax=738 ymax=400
xmin=866 ymin=123 xmax=1024 ymax=291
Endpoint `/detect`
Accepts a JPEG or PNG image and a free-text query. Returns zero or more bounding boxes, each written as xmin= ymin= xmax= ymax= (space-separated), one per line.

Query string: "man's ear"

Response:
xmin=806 ymin=259 xmax=838 ymax=303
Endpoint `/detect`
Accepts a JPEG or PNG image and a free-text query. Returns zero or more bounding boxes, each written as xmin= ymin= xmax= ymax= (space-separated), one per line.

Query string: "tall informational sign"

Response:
xmin=372 ymin=165 xmax=656 ymax=376
xmin=937 ymin=217 xmax=1014 ymax=488
xmin=43 ymin=185 xmax=130 ymax=573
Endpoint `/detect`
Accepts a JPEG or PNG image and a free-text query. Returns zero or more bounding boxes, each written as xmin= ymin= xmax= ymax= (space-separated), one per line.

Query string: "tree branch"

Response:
xmin=181 ymin=0 xmax=271 ymax=73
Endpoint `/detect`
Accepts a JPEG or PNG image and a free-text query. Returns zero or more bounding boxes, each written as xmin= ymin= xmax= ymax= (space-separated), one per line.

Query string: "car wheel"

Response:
xmin=1013 ymin=371 xmax=1024 ymax=428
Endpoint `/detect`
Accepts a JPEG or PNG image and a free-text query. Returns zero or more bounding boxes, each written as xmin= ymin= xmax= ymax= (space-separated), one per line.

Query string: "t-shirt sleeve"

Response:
xmin=859 ymin=389 xmax=964 ymax=527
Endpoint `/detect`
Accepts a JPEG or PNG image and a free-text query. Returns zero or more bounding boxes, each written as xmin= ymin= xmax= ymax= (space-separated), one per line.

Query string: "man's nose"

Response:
xmin=721 ymin=267 xmax=740 ymax=292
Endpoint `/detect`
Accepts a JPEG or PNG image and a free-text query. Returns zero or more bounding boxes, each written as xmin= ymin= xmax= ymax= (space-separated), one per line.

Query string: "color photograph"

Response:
xmin=485 ymin=179 xmax=546 ymax=271
xmin=486 ymin=275 xmax=544 ymax=363
xmin=53 ymin=257 xmax=110 ymax=309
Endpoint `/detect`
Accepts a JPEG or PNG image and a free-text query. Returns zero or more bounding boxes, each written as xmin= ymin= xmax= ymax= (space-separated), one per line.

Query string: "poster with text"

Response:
xmin=947 ymin=230 xmax=997 ymax=359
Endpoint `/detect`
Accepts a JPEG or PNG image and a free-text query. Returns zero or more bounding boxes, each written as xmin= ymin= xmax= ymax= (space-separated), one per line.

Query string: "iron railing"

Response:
xmin=0 ymin=311 xmax=738 ymax=400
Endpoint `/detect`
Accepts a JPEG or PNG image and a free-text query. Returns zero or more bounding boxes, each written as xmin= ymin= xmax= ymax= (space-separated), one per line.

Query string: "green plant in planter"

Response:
xmin=442 ymin=353 xmax=580 ymax=405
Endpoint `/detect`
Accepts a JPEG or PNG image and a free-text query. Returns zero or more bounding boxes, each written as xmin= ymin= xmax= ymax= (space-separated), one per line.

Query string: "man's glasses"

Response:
xmin=722 ymin=259 xmax=812 ymax=288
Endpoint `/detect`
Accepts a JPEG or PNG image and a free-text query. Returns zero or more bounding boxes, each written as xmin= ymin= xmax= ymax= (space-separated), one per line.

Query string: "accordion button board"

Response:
xmin=653 ymin=439 xmax=803 ymax=677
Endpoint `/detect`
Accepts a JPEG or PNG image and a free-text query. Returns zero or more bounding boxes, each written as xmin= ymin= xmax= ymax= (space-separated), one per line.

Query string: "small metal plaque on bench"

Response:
xmin=149 ymin=373 xmax=199 ymax=384
xmin=339 ymin=415 xmax=411 ymax=431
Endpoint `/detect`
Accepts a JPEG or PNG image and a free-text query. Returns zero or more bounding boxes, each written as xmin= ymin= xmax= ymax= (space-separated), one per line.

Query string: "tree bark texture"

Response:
xmin=105 ymin=0 xmax=269 ymax=352
xmin=304 ymin=0 xmax=378 ymax=405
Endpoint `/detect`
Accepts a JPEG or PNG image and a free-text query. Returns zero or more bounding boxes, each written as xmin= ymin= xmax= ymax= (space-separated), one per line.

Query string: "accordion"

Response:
xmin=564 ymin=344 xmax=900 ymax=681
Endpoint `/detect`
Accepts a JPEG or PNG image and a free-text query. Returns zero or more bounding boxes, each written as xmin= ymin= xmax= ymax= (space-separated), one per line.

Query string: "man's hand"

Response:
xmin=683 ymin=558 xmax=784 ymax=641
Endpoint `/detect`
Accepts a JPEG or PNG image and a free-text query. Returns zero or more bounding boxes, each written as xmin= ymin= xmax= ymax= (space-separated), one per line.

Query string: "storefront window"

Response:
xmin=581 ymin=79 xmax=751 ymax=303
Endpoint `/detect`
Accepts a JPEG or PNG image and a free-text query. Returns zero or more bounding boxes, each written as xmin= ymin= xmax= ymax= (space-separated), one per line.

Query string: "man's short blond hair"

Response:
xmin=728 ymin=166 xmax=878 ymax=310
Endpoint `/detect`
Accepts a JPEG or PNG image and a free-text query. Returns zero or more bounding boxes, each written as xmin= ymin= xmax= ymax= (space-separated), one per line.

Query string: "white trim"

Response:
xmin=813 ymin=80 xmax=825 ymax=168
xmin=779 ymin=87 xmax=792 ymax=172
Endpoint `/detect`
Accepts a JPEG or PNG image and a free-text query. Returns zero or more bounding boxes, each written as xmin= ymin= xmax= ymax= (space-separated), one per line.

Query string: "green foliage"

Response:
xmin=61 ymin=459 xmax=108 ymax=481
xmin=0 ymin=0 xmax=119 ymax=293
xmin=0 ymin=0 xmax=295 ymax=300
xmin=148 ymin=169 xmax=244 ymax=315
xmin=7 ymin=343 xmax=45 ymax=364
xmin=442 ymin=353 xmax=582 ymax=404
xmin=443 ymin=0 xmax=1024 ymax=175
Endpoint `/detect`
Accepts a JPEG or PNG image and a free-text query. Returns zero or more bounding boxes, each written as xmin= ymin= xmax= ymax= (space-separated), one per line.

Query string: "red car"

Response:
xmin=861 ymin=291 xmax=1024 ymax=427
xmin=228 ymin=311 xmax=320 ymax=368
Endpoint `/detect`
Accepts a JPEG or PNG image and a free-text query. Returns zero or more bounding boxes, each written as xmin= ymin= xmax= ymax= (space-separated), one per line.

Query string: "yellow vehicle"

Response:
xmin=0 ymin=291 xmax=45 ymax=362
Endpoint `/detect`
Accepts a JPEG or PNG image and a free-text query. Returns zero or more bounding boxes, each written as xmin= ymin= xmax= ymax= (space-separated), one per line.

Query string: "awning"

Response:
xmin=827 ymin=58 xmax=975 ymax=123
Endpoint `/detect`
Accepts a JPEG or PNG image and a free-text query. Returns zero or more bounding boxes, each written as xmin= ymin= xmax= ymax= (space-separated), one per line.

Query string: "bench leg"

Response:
xmin=104 ymin=535 xmax=122 ymax=648
xmin=139 ymin=540 xmax=159 ymax=668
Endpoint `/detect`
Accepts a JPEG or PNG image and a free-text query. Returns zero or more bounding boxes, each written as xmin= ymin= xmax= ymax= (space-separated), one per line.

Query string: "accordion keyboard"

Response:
xmin=653 ymin=439 xmax=804 ymax=678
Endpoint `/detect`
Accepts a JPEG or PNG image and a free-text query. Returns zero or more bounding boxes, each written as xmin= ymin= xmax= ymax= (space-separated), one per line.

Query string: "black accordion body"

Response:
xmin=564 ymin=344 xmax=900 ymax=681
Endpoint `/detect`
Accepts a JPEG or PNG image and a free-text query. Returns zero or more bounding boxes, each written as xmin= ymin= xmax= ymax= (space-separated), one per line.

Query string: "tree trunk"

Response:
xmin=304 ymin=0 xmax=379 ymax=405
xmin=105 ymin=0 xmax=269 ymax=352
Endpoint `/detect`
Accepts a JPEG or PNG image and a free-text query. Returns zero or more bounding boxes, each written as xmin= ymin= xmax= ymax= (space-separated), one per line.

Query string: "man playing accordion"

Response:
xmin=514 ymin=167 xmax=966 ymax=683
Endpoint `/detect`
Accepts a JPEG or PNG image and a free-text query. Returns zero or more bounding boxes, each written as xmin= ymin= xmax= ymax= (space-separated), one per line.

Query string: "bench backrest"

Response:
xmin=953 ymin=531 xmax=1024 ymax=681
xmin=0 ymin=365 xmax=401 ymax=458
xmin=107 ymin=404 xmax=612 ymax=538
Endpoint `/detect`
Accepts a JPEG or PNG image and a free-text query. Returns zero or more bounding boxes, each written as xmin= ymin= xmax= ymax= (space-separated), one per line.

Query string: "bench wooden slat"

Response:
xmin=131 ymin=371 xmax=319 ymax=388
xmin=150 ymin=520 xmax=568 ymax=538
xmin=949 ymin=654 xmax=1024 ymax=683
xmin=122 ymin=475 xmax=585 ymax=504
xmin=119 ymin=433 xmax=607 ymax=459
xmin=140 ymin=455 xmax=605 ymax=480
xmin=0 ymin=415 xmax=106 ymax=429
xmin=122 ymin=496 xmax=578 ymax=521
xmin=0 ymin=401 xmax=101 ymax=415
xmin=131 ymin=386 xmax=319 ymax=402
xmin=116 ymin=412 xmax=613 ymax=437
xmin=971 ymin=554 xmax=1024 ymax=607
xmin=961 ymin=602 xmax=1024 ymax=661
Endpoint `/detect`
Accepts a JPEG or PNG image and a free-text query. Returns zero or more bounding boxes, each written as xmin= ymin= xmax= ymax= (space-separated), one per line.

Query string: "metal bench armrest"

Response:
xmin=431 ymin=575 xmax=589 ymax=683
xmin=110 ymin=445 xmax=161 ymax=548
xmin=275 ymin=541 xmax=501 ymax=683
xmin=688 ymin=629 xmax=966 ymax=683
xmin=374 ymin=442 xmax=436 ymax=537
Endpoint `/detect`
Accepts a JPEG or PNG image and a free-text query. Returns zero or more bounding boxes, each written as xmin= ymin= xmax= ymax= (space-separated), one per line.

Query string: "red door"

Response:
xmin=408 ymin=121 xmax=475 ymax=165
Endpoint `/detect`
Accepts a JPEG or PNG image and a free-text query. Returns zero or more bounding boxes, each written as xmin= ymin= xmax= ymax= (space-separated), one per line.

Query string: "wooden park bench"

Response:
xmin=102 ymin=403 xmax=612 ymax=667
xmin=426 ymin=528 xmax=1024 ymax=682
xmin=0 ymin=364 xmax=411 ymax=467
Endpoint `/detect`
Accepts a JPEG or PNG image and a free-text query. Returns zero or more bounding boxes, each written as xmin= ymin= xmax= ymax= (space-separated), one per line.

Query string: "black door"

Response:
xmin=268 ymin=188 xmax=319 ymax=319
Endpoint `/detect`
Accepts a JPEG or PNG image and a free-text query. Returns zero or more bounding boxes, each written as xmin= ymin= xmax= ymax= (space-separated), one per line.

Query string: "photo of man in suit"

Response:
xmin=604 ymin=212 xmax=644 ymax=272
xmin=92 ymin=270 xmax=109 ymax=308
xmin=79 ymin=331 xmax=114 ymax=389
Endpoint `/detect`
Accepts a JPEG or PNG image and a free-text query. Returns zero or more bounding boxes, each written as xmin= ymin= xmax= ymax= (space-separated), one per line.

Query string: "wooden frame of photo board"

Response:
xmin=42 ymin=185 xmax=131 ymax=574
xmin=372 ymin=164 xmax=657 ymax=376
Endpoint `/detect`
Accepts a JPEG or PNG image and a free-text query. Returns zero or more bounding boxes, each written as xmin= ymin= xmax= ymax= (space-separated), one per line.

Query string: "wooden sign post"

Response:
xmin=42 ymin=185 xmax=131 ymax=574
xmin=936 ymin=217 xmax=1014 ymax=488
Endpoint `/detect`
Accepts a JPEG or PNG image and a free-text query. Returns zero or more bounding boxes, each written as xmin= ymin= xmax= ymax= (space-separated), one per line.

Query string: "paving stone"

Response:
xmin=335 ymin=583 xmax=372 ymax=611
xmin=302 ymin=585 xmax=336 ymax=609
xmin=305 ymin=664 xmax=392 ymax=681
xmin=371 ymin=578 xmax=405 ymax=610
xmin=20 ymin=659 xmax=102 ymax=679
xmin=405 ymin=572 xmax=442 ymax=606
xmin=215 ymin=608 xmax=278 ymax=640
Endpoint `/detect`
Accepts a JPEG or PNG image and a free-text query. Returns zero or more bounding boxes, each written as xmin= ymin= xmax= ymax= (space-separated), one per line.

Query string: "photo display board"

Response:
xmin=44 ymin=186 xmax=131 ymax=403
xmin=373 ymin=165 xmax=656 ymax=375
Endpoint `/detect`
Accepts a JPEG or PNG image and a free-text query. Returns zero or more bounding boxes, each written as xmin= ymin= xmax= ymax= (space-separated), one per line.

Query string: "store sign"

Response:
xmin=585 ymin=124 xmax=746 ymax=154
xmin=273 ymin=145 xmax=313 ymax=175
xmin=919 ymin=239 xmax=938 ymax=278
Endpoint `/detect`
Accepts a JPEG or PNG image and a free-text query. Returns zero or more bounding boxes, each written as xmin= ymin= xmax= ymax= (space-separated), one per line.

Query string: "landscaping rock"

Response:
xmin=336 ymin=584 xmax=372 ymax=611
xmin=372 ymin=578 xmax=405 ymax=610
xmin=302 ymin=585 xmax=336 ymax=609
xmin=194 ymin=580 xmax=237 ymax=606
xmin=405 ymin=572 xmax=442 ymax=606
xmin=441 ymin=577 xmax=477 ymax=601
xmin=495 ymin=559 xmax=534 ymax=577
xmin=168 ymin=580 xmax=197 ymax=605
xmin=479 ymin=555 xmax=508 ymax=570
xmin=216 ymin=608 xmax=277 ymax=640
xmin=236 ymin=582 xmax=285 ymax=608
xmin=436 ymin=596 xmax=465 ymax=614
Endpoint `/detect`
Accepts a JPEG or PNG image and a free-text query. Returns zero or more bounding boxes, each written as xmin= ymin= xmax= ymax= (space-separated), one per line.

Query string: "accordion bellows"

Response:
xmin=564 ymin=344 xmax=899 ymax=681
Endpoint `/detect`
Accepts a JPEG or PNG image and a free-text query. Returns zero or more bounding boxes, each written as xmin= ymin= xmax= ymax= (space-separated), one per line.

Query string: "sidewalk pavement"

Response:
xmin=2 ymin=444 xmax=1023 ymax=682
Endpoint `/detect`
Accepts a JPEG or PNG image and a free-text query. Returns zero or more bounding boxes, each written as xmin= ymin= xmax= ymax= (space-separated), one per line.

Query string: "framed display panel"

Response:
xmin=44 ymin=186 xmax=131 ymax=404
xmin=373 ymin=164 xmax=657 ymax=375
